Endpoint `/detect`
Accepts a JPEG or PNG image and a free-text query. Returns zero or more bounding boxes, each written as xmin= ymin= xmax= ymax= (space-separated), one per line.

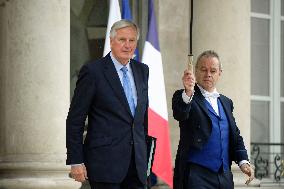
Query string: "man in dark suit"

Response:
xmin=66 ymin=20 xmax=149 ymax=189
xmin=172 ymin=50 xmax=254 ymax=189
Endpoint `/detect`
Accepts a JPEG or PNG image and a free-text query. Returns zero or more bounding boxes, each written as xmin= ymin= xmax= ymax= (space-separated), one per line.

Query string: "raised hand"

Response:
xmin=182 ymin=69 xmax=195 ymax=96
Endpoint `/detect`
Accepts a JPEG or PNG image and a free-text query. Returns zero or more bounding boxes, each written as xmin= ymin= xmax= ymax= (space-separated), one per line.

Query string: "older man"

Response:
xmin=66 ymin=19 xmax=149 ymax=189
xmin=172 ymin=50 xmax=253 ymax=189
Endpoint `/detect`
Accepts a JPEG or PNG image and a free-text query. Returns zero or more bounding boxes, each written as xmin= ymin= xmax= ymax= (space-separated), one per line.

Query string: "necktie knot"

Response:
xmin=121 ymin=66 xmax=128 ymax=74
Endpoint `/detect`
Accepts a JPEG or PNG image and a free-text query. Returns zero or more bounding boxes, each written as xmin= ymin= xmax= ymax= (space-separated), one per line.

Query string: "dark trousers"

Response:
xmin=185 ymin=163 xmax=234 ymax=189
xmin=89 ymin=150 xmax=144 ymax=189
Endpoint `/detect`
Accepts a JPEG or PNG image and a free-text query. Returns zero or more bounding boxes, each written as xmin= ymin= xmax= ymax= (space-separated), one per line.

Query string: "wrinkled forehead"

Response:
xmin=112 ymin=26 xmax=139 ymax=40
xmin=198 ymin=57 xmax=220 ymax=67
xmin=116 ymin=26 xmax=137 ymax=35
xmin=197 ymin=56 xmax=219 ymax=66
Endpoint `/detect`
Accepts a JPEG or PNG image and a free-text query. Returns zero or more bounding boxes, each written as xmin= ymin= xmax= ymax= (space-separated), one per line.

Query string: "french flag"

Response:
xmin=142 ymin=0 xmax=173 ymax=187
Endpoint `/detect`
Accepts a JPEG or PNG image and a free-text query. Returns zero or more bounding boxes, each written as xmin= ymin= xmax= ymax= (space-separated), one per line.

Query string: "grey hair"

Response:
xmin=195 ymin=50 xmax=223 ymax=70
xmin=110 ymin=19 xmax=140 ymax=40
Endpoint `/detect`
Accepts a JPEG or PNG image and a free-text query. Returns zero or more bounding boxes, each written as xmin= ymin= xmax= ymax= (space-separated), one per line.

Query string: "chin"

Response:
xmin=125 ymin=56 xmax=133 ymax=60
xmin=203 ymin=86 xmax=211 ymax=91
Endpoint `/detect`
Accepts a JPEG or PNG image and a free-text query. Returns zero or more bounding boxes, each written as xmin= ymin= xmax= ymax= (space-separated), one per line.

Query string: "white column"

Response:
xmin=0 ymin=0 xmax=80 ymax=188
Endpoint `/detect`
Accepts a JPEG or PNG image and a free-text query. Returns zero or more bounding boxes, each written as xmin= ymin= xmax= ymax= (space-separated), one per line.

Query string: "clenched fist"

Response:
xmin=182 ymin=69 xmax=195 ymax=96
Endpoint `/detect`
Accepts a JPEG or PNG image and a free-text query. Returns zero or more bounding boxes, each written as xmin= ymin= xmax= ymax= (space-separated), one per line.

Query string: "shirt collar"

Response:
xmin=110 ymin=52 xmax=131 ymax=72
xmin=197 ymin=84 xmax=220 ymax=98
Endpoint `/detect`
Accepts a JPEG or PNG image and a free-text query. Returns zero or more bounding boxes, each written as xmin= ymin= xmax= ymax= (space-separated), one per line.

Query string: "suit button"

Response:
xmin=197 ymin=138 xmax=202 ymax=143
xmin=130 ymin=141 xmax=134 ymax=145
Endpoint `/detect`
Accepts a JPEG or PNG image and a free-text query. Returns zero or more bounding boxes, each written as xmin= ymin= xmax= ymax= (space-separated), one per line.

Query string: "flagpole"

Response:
xmin=188 ymin=0 xmax=194 ymax=71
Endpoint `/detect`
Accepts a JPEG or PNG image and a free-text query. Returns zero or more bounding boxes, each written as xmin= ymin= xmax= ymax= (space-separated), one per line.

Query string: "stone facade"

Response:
xmin=0 ymin=0 xmax=252 ymax=188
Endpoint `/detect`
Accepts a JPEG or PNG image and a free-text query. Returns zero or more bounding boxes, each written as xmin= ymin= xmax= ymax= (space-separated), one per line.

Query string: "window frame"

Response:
xmin=251 ymin=0 xmax=282 ymax=147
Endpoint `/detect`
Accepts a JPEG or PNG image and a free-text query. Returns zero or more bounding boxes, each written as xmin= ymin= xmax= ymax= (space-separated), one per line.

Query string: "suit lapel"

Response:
xmin=218 ymin=96 xmax=235 ymax=132
xmin=218 ymin=96 xmax=232 ymax=121
xmin=103 ymin=55 xmax=133 ymax=117
xmin=204 ymin=100 xmax=219 ymax=117
xmin=193 ymin=86 xmax=210 ymax=116
xmin=130 ymin=60 xmax=142 ymax=118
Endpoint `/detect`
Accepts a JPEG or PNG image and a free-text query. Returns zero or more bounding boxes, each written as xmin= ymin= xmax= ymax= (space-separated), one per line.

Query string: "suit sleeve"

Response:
xmin=172 ymin=89 xmax=192 ymax=121
xmin=230 ymin=99 xmax=249 ymax=163
xmin=66 ymin=64 xmax=96 ymax=165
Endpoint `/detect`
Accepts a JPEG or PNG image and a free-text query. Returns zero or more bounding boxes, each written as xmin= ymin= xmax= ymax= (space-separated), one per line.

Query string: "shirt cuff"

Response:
xmin=239 ymin=160 xmax=250 ymax=167
xmin=71 ymin=163 xmax=84 ymax=167
xmin=182 ymin=90 xmax=194 ymax=104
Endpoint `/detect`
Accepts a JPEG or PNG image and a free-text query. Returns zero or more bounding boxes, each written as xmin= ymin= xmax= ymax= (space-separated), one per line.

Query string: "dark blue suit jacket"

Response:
xmin=66 ymin=53 xmax=149 ymax=184
xmin=172 ymin=86 xmax=248 ymax=189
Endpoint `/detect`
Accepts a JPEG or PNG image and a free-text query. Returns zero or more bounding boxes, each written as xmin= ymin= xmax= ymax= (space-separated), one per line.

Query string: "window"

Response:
xmin=282 ymin=21 xmax=284 ymax=97
xmin=281 ymin=0 xmax=284 ymax=145
xmin=251 ymin=0 xmax=283 ymax=146
xmin=251 ymin=101 xmax=270 ymax=143
xmin=251 ymin=0 xmax=271 ymax=144
xmin=282 ymin=0 xmax=284 ymax=16
xmin=251 ymin=17 xmax=270 ymax=96
xmin=251 ymin=1 xmax=284 ymax=181
xmin=252 ymin=0 xmax=270 ymax=14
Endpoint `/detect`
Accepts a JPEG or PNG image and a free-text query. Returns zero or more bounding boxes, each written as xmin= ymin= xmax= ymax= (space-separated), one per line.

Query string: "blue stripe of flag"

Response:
xmin=146 ymin=0 xmax=160 ymax=51
xmin=122 ymin=0 xmax=132 ymax=20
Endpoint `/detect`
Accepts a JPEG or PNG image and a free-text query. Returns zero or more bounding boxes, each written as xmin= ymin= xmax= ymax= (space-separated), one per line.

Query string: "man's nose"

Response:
xmin=124 ymin=40 xmax=131 ymax=48
xmin=205 ymin=71 xmax=212 ymax=77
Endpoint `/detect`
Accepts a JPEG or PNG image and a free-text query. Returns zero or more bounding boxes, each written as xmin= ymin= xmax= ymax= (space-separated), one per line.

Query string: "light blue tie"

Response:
xmin=121 ymin=66 xmax=135 ymax=116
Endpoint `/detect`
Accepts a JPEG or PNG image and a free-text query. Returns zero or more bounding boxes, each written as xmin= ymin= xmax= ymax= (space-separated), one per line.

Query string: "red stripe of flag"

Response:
xmin=148 ymin=108 xmax=173 ymax=188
